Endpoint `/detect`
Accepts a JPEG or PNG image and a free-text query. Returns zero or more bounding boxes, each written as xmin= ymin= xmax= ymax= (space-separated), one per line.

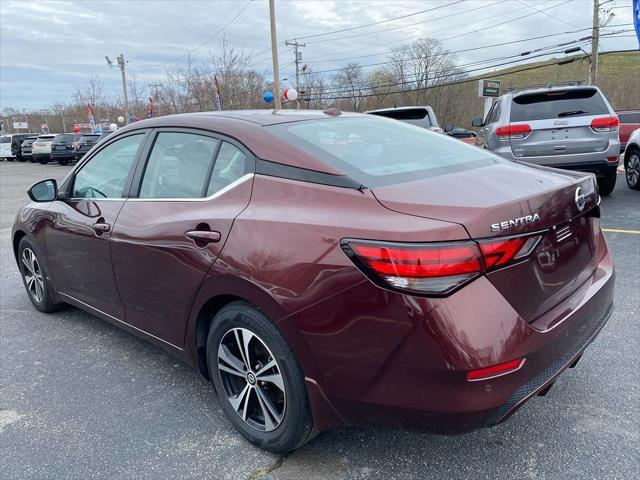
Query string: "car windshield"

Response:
xmin=267 ymin=116 xmax=499 ymax=187
xmin=510 ymin=88 xmax=609 ymax=121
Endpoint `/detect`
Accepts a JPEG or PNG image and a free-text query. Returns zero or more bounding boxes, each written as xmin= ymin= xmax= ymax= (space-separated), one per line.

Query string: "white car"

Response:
xmin=0 ymin=134 xmax=15 ymax=160
xmin=31 ymin=134 xmax=57 ymax=164
xmin=623 ymin=127 xmax=640 ymax=190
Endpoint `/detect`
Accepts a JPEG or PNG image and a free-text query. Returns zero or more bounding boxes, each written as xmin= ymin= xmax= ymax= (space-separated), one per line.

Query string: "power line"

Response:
xmin=308 ymin=49 xmax=634 ymax=101
xmin=129 ymin=0 xmax=254 ymax=68
xmin=514 ymin=0 xmax=582 ymax=29
xmin=291 ymin=0 xmax=467 ymax=41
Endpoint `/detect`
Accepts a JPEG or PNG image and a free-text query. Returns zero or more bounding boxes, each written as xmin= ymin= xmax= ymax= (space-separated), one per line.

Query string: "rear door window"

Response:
xmin=206 ymin=142 xmax=248 ymax=196
xmin=510 ymin=88 xmax=609 ymax=121
xmin=139 ymin=132 xmax=219 ymax=199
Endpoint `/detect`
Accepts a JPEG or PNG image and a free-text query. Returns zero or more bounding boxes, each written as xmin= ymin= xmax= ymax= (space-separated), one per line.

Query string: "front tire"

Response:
xmin=206 ymin=301 xmax=312 ymax=454
xmin=597 ymin=169 xmax=617 ymax=196
xmin=625 ymin=148 xmax=640 ymax=190
xmin=18 ymin=237 xmax=64 ymax=313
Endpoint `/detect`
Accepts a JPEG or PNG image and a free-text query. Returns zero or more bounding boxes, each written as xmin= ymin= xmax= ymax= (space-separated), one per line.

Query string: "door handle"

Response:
xmin=186 ymin=230 xmax=221 ymax=244
xmin=91 ymin=222 xmax=111 ymax=233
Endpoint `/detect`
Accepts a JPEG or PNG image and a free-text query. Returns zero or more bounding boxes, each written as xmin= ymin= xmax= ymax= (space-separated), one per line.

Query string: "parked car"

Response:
xmin=19 ymin=136 xmax=38 ymax=163
xmin=616 ymin=109 xmax=640 ymax=153
xmin=443 ymin=124 xmax=477 ymax=144
xmin=50 ymin=133 xmax=81 ymax=165
xmin=0 ymin=134 xmax=15 ymax=160
xmin=0 ymin=134 xmax=32 ymax=160
xmin=472 ymin=84 xmax=620 ymax=195
xmin=365 ymin=106 xmax=443 ymax=133
xmin=12 ymin=110 xmax=614 ymax=454
xmin=622 ymin=127 xmax=640 ymax=190
xmin=73 ymin=131 xmax=113 ymax=160
xmin=31 ymin=134 xmax=57 ymax=164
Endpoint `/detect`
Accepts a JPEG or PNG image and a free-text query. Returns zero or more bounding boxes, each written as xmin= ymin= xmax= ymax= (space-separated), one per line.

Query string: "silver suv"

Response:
xmin=366 ymin=106 xmax=443 ymax=133
xmin=472 ymin=84 xmax=620 ymax=195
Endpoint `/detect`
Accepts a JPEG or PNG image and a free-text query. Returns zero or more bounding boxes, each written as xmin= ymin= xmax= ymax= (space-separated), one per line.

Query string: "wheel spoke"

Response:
xmin=22 ymin=250 xmax=33 ymax=273
xmin=218 ymin=344 xmax=246 ymax=375
xmin=255 ymin=386 xmax=281 ymax=428
xmin=234 ymin=329 xmax=251 ymax=369
xmin=255 ymin=358 xmax=276 ymax=377
xmin=34 ymin=277 xmax=44 ymax=302
xmin=228 ymin=383 xmax=251 ymax=413
xmin=257 ymin=373 xmax=285 ymax=392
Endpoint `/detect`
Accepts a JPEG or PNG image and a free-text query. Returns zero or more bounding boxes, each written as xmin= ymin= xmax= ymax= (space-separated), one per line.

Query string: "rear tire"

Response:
xmin=28 ymin=157 xmax=37 ymax=163
xmin=17 ymin=237 xmax=64 ymax=313
xmin=624 ymin=148 xmax=640 ymax=190
xmin=206 ymin=301 xmax=312 ymax=454
xmin=59 ymin=159 xmax=69 ymax=166
xmin=38 ymin=157 xmax=49 ymax=165
xmin=18 ymin=156 xmax=27 ymax=162
xmin=597 ymin=169 xmax=617 ymax=196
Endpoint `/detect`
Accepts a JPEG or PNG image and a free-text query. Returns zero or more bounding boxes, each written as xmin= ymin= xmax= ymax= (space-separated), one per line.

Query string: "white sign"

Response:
xmin=13 ymin=122 xmax=28 ymax=129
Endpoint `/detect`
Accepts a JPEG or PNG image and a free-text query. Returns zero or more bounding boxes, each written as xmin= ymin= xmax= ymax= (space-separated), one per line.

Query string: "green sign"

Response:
xmin=478 ymin=79 xmax=501 ymax=98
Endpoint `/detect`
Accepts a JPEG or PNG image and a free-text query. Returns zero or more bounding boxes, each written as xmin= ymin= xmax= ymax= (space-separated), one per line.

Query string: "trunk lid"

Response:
xmin=371 ymin=162 xmax=601 ymax=322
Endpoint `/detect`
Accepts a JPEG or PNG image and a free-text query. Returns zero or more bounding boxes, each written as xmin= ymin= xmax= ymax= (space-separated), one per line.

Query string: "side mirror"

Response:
xmin=471 ymin=117 xmax=484 ymax=128
xmin=28 ymin=179 xmax=57 ymax=202
xmin=443 ymin=124 xmax=454 ymax=133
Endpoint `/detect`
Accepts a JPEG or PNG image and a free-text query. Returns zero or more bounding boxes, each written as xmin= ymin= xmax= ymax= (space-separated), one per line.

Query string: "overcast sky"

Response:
xmin=0 ymin=0 xmax=636 ymax=110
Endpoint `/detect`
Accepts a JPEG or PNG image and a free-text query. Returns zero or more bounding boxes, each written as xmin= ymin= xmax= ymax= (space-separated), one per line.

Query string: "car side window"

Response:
xmin=72 ymin=134 xmax=144 ymax=199
xmin=139 ymin=132 xmax=219 ymax=199
xmin=206 ymin=142 xmax=248 ymax=196
xmin=487 ymin=100 xmax=501 ymax=124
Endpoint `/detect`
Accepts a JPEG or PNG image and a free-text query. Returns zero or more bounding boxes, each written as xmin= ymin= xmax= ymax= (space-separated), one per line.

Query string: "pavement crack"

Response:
xmin=248 ymin=456 xmax=286 ymax=480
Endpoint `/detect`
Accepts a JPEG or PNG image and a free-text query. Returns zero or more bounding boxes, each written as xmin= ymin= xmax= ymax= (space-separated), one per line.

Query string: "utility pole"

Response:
xmin=149 ymin=83 xmax=162 ymax=116
xmin=106 ymin=54 xmax=130 ymax=124
xmin=590 ymin=0 xmax=599 ymax=85
xmin=269 ymin=0 xmax=282 ymax=109
xmin=285 ymin=40 xmax=305 ymax=109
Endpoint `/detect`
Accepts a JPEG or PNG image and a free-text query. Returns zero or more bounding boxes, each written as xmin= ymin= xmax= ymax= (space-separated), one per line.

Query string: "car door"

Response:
xmin=45 ymin=131 xmax=148 ymax=318
xmin=482 ymin=99 xmax=502 ymax=151
xmin=110 ymin=129 xmax=254 ymax=346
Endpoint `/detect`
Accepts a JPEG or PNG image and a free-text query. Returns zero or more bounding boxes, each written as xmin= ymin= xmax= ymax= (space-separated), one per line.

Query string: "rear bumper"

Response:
xmin=291 ymin=230 xmax=615 ymax=434
xmin=50 ymin=152 xmax=75 ymax=161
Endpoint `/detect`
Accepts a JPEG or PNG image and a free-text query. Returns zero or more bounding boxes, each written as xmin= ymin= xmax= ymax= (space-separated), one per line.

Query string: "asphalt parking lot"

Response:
xmin=1 ymin=161 xmax=638 ymax=480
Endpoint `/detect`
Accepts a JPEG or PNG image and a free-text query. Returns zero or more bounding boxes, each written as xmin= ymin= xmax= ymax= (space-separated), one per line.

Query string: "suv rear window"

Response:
xmin=53 ymin=134 xmax=79 ymax=143
xmin=267 ymin=117 xmax=497 ymax=187
xmin=368 ymin=108 xmax=433 ymax=127
xmin=0 ymin=136 xmax=10 ymax=144
xmin=79 ymin=135 xmax=100 ymax=142
xmin=510 ymin=88 xmax=609 ymax=122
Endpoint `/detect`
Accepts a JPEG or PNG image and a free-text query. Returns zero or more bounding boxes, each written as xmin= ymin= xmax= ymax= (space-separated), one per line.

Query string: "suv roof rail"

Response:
xmin=505 ymin=80 xmax=584 ymax=94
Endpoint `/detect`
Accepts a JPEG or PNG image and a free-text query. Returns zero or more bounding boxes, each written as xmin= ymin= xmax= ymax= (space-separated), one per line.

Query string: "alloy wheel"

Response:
xmin=217 ymin=327 xmax=286 ymax=432
xmin=627 ymin=154 xmax=640 ymax=187
xmin=21 ymin=248 xmax=44 ymax=303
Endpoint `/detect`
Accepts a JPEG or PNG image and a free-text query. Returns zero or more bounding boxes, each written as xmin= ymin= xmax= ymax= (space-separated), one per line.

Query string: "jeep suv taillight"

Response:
xmin=342 ymin=233 xmax=542 ymax=296
xmin=590 ymin=116 xmax=619 ymax=132
xmin=495 ymin=124 xmax=531 ymax=139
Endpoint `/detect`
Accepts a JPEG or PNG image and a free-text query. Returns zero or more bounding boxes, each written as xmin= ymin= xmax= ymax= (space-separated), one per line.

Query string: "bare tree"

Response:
xmin=331 ymin=63 xmax=365 ymax=111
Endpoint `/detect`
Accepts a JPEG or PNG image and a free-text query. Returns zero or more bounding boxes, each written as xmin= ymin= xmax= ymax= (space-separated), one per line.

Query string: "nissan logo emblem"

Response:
xmin=575 ymin=187 xmax=586 ymax=212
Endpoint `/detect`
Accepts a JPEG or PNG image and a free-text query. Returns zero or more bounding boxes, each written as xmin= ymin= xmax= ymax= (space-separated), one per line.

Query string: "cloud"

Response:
xmin=0 ymin=0 xmax=636 ymax=110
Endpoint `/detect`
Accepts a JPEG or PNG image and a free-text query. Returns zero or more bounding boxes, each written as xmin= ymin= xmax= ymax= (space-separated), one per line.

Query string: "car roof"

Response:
xmin=162 ymin=109 xmax=361 ymax=126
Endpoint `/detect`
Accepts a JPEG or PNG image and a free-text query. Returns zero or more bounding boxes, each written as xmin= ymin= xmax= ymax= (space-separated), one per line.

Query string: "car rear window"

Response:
xmin=618 ymin=112 xmax=640 ymax=123
xmin=267 ymin=117 xmax=498 ymax=188
xmin=0 ymin=136 xmax=10 ymax=144
xmin=22 ymin=139 xmax=36 ymax=147
xmin=79 ymin=135 xmax=100 ymax=142
xmin=367 ymin=108 xmax=433 ymax=127
xmin=510 ymin=88 xmax=609 ymax=122
xmin=53 ymin=134 xmax=79 ymax=143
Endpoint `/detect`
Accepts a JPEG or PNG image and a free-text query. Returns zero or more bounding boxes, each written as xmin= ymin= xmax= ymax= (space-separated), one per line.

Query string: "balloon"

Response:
xmin=117 ymin=116 xmax=125 ymax=124
xmin=109 ymin=123 xmax=118 ymax=131
xmin=283 ymin=88 xmax=298 ymax=101
xmin=263 ymin=91 xmax=274 ymax=103
xmin=73 ymin=126 xmax=81 ymax=133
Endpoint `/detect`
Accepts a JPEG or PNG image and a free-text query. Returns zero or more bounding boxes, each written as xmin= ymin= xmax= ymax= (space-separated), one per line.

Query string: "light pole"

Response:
xmin=106 ymin=54 xmax=130 ymax=124
xmin=269 ymin=0 xmax=282 ymax=109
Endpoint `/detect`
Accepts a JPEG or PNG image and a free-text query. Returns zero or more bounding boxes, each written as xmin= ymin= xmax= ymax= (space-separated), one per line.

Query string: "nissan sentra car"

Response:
xmin=12 ymin=110 xmax=614 ymax=453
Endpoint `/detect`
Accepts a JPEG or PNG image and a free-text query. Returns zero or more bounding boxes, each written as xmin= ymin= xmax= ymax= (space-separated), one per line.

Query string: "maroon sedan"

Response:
xmin=12 ymin=110 xmax=614 ymax=453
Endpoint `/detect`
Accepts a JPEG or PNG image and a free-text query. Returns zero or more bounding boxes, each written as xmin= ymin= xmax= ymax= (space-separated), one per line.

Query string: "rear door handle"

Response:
xmin=186 ymin=230 xmax=221 ymax=244
xmin=91 ymin=222 xmax=111 ymax=233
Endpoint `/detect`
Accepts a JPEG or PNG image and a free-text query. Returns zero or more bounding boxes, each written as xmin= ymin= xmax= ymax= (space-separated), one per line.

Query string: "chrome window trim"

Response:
xmin=127 ymin=173 xmax=254 ymax=202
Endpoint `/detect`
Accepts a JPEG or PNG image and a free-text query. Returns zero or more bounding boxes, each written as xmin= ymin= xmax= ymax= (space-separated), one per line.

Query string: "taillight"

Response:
xmin=342 ymin=233 xmax=542 ymax=296
xmin=590 ymin=116 xmax=619 ymax=132
xmin=495 ymin=124 xmax=531 ymax=139
xmin=477 ymin=234 xmax=542 ymax=270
